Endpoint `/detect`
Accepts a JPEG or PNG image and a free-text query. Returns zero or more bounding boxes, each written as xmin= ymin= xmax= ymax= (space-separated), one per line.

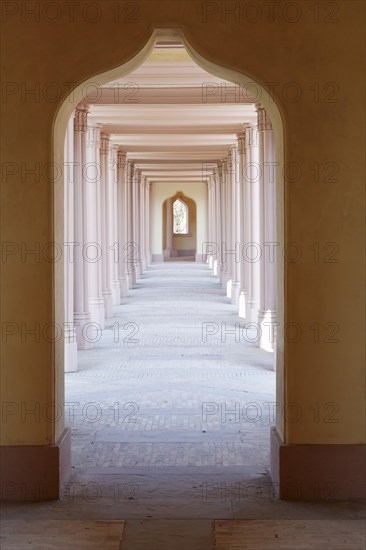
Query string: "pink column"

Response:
xmin=257 ymin=105 xmax=277 ymax=352
xmin=238 ymin=130 xmax=249 ymax=318
xmin=108 ymin=145 xmax=121 ymax=304
xmin=140 ymin=176 xmax=147 ymax=271
xmin=163 ymin=197 xmax=174 ymax=258
xmin=117 ymin=150 xmax=129 ymax=298
xmin=213 ymin=164 xmax=221 ymax=276
xmin=135 ymin=169 xmax=142 ymax=276
xmin=100 ymin=132 xmax=113 ymax=318
xmin=73 ymin=105 xmax=93 ymax=349
xmin=220 ymin=160 xmax=229 ymax=289
xmin=224 ymin=154 xmax=233 ymax=297
xmin=247 ymin=125 xmax=261 ymax=323
xmin=207 ymin=176 xmax=213 ymax=268
xmin=86 ymin=122 xmax=105 ymax=328
xmin=231 ymin=144 xmax=241 ymax=305
xmin=145 ymin=181 xmax=151 ymax=265
xmin=127 ymin=161 xmax=137 ymax=286
xmin=64 ymin=113 xmax=78 ymax=371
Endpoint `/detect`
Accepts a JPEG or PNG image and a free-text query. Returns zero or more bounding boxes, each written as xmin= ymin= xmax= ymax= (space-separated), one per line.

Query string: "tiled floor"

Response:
xmin=67 ymin=261 xmax=275 ymax=472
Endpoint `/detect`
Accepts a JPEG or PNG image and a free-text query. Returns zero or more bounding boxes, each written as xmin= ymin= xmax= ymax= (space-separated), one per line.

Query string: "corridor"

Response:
xmin=67 ymin=261 xmax=274 ymax=488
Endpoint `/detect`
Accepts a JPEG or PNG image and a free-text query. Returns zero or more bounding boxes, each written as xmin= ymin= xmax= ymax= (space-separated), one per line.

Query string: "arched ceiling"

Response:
xmin=85 ymin=42 xmax=257 ymax=184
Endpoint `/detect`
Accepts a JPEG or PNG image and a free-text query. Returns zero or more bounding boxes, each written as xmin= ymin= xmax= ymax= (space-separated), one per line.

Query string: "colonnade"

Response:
xmin=64 ymin=102 xmax=276 ymax=371
xmin=207 ymin=105 xmax=277 ymax=353
xmin=64 ymin=104 xmax=151 ymax=372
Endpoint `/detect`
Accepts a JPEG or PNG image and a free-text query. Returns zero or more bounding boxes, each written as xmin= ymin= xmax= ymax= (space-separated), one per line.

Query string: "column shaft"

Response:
xmin=64 ymin=114 xmax=78 ymax=371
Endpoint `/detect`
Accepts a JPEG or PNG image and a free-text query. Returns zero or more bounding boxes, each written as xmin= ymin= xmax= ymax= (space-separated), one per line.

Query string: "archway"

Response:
xmin=54 ymin=28 xmax=285 ymax=496
xmin=163 ymin=192 xmax=197 ymax=261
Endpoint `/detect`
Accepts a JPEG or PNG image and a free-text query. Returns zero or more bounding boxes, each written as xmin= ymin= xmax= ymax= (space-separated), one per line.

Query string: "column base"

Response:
xmin=128 ymin=268 xmax=137 ymax=286
xmin=102 ymin=290 xmax=113 ymax=319
xmin=226 ymin=278 xmax=233 ymax=298
xmin=247 ymin=299 xmax=259 ymax=324
xmin=0 ymin=428 xmax=71 ymax=501
xmin=231 ymin=281 xmax=240 ymax=305
xmin=195 ymin=253 xmax=205 ymax=263
xmin=74 ymin=312 xmax=93 ymax=350
xmin=64 ymin=337 xmax=77 ymax=373
xmin=220 ymin=272 xmax=229 ymax=290
xmin=270 ymin=427 xmax=366 ymax=501
xmin=258 ymin=309 xmax=276 ymax=352
xmin=152 ymin=254 xmax=164 ymax=262
xmin=238 ymin=289 xmax=248 ymax=318
xmin=119 ymin=276 xmax=129 ymax=298
xmin=89 ymin=298 xmax=105 ymax=329
xmin=111 ymin=280 xmax=121 ymax=305
xmin=213 ymin=259 xmax=220 ymax=276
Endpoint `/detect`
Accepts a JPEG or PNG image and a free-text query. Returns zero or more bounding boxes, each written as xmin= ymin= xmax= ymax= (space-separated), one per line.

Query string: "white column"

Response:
xmin=64 ymin=113 xmax=78 ymax=371
xmin=109 ymin=145 xmax=121 ymax=304
xmin=247 ymin=125 xmax=261 ymax=323
xmin=100 ymin=132 xmax=113 ymax=319
xmin=117 ymin=149 xmax=129 ymax=298
xmin=231 ymin=144 xmax=241 ymax=305
xmin=86 ymin=122 xmax=105 ymax=327
xmin=257 ymin=105 xmax=277 ymax=353
xmin=73 ymin=105 xmax=93 ymax=349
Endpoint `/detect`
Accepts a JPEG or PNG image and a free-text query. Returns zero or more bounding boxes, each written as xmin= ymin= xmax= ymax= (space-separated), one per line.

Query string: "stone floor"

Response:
xmin=68 ymin=261 xmax=275 ymax=472
xmin=2 ymin=262 xmax=365 ymax=548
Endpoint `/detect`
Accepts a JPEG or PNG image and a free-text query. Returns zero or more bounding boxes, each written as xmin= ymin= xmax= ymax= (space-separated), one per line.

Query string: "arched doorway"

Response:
xmin=54 ymin=28 xmax=284 ymax=498
xmin=163 ymin=193 xmax=197 ymax=261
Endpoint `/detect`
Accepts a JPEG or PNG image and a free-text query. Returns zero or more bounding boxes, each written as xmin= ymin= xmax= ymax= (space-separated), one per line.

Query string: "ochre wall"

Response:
xmin=1 ymin=1 xmax=365 ymax=448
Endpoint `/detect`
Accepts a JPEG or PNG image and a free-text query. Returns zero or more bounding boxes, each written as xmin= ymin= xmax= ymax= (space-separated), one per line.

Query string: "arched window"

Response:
xmin=173 ymin=198 xmax=189 ymax=234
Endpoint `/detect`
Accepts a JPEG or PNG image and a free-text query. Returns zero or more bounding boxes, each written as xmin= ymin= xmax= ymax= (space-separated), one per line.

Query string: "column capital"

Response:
xmin=117 ymin=149 xmax=127 ymax=168
xmin=246 ymin=125 xmax=259 ymax=147
xmin=237 ymin=128 xmax=248 ymax=154
xmin=230 ymin=143 xmax=238 ymax=163
xmin=86 ymin=123 xmax=102 ymax=148
xmin=256 ymin=104 xmax=273 ymax=131
xmin=74 ymin=104 xmax=89 ymax=132
xmin=100 ymin=132 xmax=110 ymax=155
xmin=109 ymin=144 xmax=118 ymax=164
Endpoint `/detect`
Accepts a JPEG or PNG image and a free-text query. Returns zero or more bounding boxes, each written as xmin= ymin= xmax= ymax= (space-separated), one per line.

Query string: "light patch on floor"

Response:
xmin=214 ymin=519 xmax=366 ymax=549
xmin=0 ymin=520 xmax=125 ymax=549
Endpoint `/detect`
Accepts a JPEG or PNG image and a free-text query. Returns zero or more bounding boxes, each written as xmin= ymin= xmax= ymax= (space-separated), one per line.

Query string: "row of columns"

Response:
xmin=64 ymin=104 xmax=151 ymax=371
xmin=207 ymin=105 xmax=277 ymax=354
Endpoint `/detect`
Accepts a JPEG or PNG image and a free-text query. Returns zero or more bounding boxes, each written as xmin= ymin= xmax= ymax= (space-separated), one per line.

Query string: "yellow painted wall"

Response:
xmin=1 ymin=1 xmax=365 ymax=447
